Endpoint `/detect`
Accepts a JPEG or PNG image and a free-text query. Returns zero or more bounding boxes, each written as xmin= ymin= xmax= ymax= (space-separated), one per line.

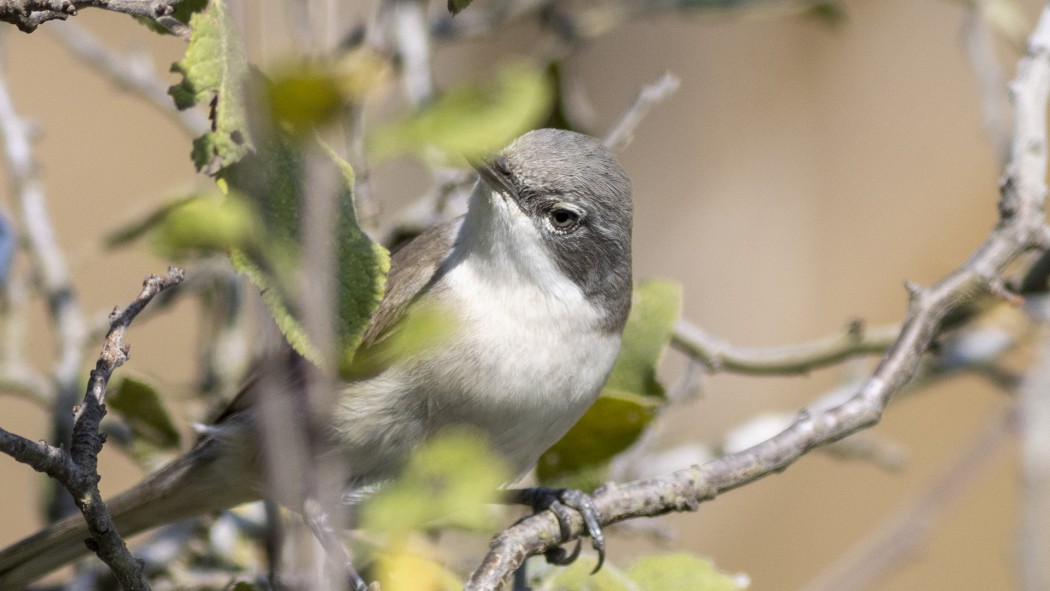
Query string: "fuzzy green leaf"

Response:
xmin=222 ymin=135 xmax=389 ymax=371
xmin=169 ymin=0 xmax=252 ymax=173
xmin=230 ymin=249 xmax=319 ymax=362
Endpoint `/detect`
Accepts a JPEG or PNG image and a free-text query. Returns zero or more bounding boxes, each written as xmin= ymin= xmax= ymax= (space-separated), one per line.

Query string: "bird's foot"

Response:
xmin=511 ymin=486 xmax=606 ymax=573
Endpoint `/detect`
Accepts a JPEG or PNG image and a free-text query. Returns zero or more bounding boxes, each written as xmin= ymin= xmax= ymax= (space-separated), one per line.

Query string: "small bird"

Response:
xmin=0 ymin=128 xmax=633 ymax=589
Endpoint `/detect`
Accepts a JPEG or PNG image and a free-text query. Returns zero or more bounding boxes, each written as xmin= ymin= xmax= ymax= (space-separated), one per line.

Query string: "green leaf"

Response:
xmin=108 ymin=376 xmax=181 ymax=467
xmin=447 ymin=0 xmax=473 ymax=15
xmin=537 ymin=280 xmax=681 ymax=485
xmin=535 ymin=556 xmax=634 ymax=591
xmin=230 ymin=249 xmax=319 ymax=362
xmin=169 ymin=0 xmax=252 ymax=173
xmin=147 ymin=193 xmax=259 ymax=258
xmin=536 ymin=392 xmax=657 ymax=487
xmin=104 ymin=195 xmax=199 ymax=249
xmin=222 ymin=135 xmax=389 ymax=371
xmin=360 ymin=428 xmax=510 ymax=537
xmin=368 ymin=61 xmax=553 ymax=162
xmin=375 ymin=543 xmax=463 ymax=591
xmin=322 ymin=143 xmax=393 ymax=367
xmin=627 ymin=553 xmax=744 ymax=591
xmin=536 ymin=553 xmax=744 ymax=591
xmin=606 ymin=279 xmax=682 ymax=398
xmin=267 ymin=72 xmax=343 ymax=130
xmin=264 ymin=51 xmax=388 ymax=132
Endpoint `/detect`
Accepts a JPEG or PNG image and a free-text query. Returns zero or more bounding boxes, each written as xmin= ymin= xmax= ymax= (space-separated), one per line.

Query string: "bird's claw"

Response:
xmin=517 ymin=486 xmax=606 ymax=573
xmin=544 ymin=538 xmax=581 ymax=566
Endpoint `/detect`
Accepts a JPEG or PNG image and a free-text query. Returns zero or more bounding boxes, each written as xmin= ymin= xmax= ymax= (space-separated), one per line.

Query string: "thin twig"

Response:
xmin=46 ymin=21 xmax=207 ymax=137
xmin=465 ymin=5 xmax=1050 ymax=589
xmin=602 ymin=72 xmax=680 ymax=153
xmin=0 ymin=266 xmax=185 ymax=591
xmin=672 ymin=318 xmax=900 ymax=375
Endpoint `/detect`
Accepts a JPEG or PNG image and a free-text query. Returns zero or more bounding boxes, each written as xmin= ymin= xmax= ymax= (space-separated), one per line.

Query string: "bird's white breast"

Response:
xmin=429 ymin=197 xmax=622 ymax=475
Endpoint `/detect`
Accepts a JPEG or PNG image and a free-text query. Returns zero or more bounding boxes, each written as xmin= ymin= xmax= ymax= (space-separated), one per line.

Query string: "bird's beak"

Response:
xmin=470 ymin=157 xmax=518 ymax=201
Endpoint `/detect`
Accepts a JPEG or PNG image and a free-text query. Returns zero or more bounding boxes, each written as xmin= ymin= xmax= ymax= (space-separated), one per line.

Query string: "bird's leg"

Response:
xmin=507 ymin=487 xmax=606 ymax=573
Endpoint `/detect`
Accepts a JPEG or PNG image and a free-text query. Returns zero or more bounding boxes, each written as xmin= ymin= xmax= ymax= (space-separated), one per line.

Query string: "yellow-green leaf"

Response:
xmin=537 ymin=553 xmax=744 ymax=591
xmin=536 ymin=392 xmax=657 ymax=487
xmin=374 ymin=540 xmax=463 ymax=591
xmin=627 ymin=553 xmax=745 ymax=591
xmin=265 ymin=51 xmax=389 ymax=132
xmin=360 ymin=428 xmax=509 ymax=537
xmin=147 ymin=193 xmax=258 ymax=258
xmin=535 ymin=556 xmax=633 ymax=591
xmin=369 ymin=61 xmax=552 ymax=162
xmin=606 ymin=279 xmax=682 ymax=398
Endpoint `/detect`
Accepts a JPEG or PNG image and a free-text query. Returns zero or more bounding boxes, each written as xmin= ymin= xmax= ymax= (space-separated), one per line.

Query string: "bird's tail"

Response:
xmin=0 ymin=437 xmax=256 ymax=590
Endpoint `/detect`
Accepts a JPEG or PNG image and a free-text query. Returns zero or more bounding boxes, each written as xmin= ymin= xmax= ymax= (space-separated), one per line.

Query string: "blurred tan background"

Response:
xmin=0 ymin=0 xmax=1038 ymax=589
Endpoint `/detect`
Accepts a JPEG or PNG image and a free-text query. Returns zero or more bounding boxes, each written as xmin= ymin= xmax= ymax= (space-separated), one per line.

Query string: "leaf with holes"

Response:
xmin=169 ymin=0 xmax=252 ymax=174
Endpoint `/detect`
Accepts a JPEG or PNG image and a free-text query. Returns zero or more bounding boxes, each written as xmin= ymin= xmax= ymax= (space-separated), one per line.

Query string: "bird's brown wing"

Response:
xmin=360 ymin=218 xmax=461 ymax=348
xmin=211 ymin=217 xmax=462 ymax=426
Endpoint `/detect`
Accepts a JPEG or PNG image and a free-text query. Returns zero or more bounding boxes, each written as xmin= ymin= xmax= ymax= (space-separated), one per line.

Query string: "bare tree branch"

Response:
xmin=0 ymin=0 xmax=189 ymax=35
xmin=0 ymin=266 xmax=184 ymax=591
xmin=465 ymin=5 xmax=1050 ymax=589
xmin=672 ymin=318 xmax=900 ymax=375
xmin=602 ymin=72 xmax=680 ymax=153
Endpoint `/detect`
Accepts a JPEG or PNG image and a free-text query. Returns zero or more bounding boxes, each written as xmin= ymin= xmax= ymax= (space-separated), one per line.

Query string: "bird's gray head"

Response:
xmin=470 ymin=128 xmax=633 ymax=331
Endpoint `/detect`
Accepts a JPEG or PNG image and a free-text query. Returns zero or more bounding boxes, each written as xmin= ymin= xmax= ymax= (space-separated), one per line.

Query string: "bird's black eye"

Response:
xmin=549 ymin=208 xmax=580 ymax=231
